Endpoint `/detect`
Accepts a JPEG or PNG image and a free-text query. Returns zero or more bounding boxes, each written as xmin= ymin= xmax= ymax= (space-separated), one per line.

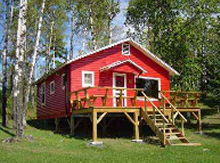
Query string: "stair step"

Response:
xmin=158 ymin=127 xmax=176 ymax=130
xmin=155 ymin=119 xmax=165 ymax=121
xmin=167 ymin=136 xmax=186 ymax=140
xmin=148 ymin=114 xmax=162 ymax=117
xmin=170 ymin=143 xmax=201 ymax=146
xmin=164 ymin=132 xmax=181 ymax=136
xmin=156 ymin=123 xmax=173 ymax=126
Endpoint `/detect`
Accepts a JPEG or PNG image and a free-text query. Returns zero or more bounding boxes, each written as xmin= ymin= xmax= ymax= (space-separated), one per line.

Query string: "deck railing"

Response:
xmin=69 ymin=86 xmax=144 ymax=109
xmin=162 ymin=90 xmax=202 ymax=108
xmin=160 ymin=92 xmax=187 ymax=136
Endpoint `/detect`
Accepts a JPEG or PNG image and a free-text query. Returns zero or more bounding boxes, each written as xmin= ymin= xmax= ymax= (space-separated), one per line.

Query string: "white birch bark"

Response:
xmin=46 ymin=21 xmax=54 ymax=73
xmin=70 ymin=10 xmax=75 ymax=59
xmin=52 ymin=36 xmax=56 ymax=69
xmin=23 ymin=0 xmax=46 ymax=126
xmin=88 ymin=3 xmax=97 ymax=50
xmin=108 ymin=20 xmax=112 ymax=45
xmin=13 ymin=0 xmax=27 ymax=138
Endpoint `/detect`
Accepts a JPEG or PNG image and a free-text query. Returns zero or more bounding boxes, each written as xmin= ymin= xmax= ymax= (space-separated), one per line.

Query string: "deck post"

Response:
xmin=92 ymin=109 xmax=97 ymax=142
xmin=90 ymin=109 xmax=103 ymax=145
xmin=70 ymin=114 xmax=75 ymax=136
xmin=198 ymin=110 xmax=202 ymax=133
xmin=132 ymin=111 xmax=143 ymax=143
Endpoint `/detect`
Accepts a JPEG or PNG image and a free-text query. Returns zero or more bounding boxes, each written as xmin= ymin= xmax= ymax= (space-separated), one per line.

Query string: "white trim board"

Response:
xmin=35 ymin=38 xmax=179 ymax=84
xmin=100 ymin=60 xmax=147 ymax=73
xmin=136 ymin=76 xmax=161 ymax=101
xmin=82 ymin=71 xmax=95 ymax=87
xmin=41 ymin=82 xmax=46 ymax=106
xmin=49 ymin=81 xmax=55 ymax=95
xmin=113 ymin=72 xmax=127 ymax=107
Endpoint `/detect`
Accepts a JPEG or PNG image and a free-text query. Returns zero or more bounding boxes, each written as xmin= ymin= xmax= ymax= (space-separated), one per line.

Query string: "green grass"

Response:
xmin=0 ymin=108 xmax=220 ymax=163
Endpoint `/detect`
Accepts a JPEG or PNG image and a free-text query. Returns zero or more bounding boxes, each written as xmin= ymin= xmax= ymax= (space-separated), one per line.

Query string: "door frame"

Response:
xmin=112 ymin=72 xmax=127 ymax=107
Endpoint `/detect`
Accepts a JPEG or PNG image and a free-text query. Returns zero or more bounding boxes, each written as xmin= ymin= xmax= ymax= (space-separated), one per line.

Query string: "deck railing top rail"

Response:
xmin=69 ymin=86 xmax=145 ymax=109
xmin=162 ymin=90 xmax=203 ymax=95
xmin=160 ymin=92 xmax=187 ymax=122
xmin=69 ymin=86 xmax=144 ymax=96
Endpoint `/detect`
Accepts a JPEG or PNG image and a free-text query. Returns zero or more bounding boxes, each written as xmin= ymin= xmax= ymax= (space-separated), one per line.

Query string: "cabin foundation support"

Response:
xmin=90 ymin=109 xmax=103 ymax=145
xmin=131 ymin=111 xmax=143 ymax=143
xmin=55 ymin=118 xmax=60 ymax=132
xmin=176 ymin=108 xmax=202 ymax=133
xmin=197 ymin=110 xmax=202 ymax=133
xmin=70 ymin=114 xmax=75 ymax=136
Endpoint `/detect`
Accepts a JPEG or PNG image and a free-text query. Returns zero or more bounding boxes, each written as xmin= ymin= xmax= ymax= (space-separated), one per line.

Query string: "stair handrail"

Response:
xmin=141 ymin=91 xmax=169 ymax=123
xmin=160 ymin=92 xmax=187 ymax=122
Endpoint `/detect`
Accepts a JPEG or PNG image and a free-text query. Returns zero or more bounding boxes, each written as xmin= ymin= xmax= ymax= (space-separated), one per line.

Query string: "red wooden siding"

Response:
xmin=37 ymin=42 xmax=170 ymax=119
xmin=69 ymin=42 xmax=170 ymax=107
xmin=37 ymin=66 xmax=70 ymax=119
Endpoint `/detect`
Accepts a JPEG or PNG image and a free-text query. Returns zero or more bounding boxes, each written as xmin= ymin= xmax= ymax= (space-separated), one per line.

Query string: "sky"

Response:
xmin=0 ymin=0 xmax=129 ymax=50
xmin=0 ymin=0 xmax=130 ymax=79
xmin=64 ymin=0 xmax=129 ymax=56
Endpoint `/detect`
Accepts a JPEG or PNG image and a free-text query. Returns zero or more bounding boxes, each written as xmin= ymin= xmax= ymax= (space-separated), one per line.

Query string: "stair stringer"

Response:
xmin=140 ymin=108 xmax=167 ymax=146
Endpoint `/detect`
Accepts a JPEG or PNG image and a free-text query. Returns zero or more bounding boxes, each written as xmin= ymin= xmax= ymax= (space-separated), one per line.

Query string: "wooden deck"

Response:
xmin=68 ymin=87 xmax=202 ymax=146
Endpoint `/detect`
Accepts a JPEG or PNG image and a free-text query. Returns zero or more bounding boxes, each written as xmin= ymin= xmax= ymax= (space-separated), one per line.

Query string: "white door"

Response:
xmin=113 ymin=73 xmax=127 ymax=107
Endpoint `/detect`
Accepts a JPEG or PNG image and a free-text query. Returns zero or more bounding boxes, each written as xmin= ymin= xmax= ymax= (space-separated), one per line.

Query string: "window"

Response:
xmin=41 ymin=83 xmax=46 ymax=105
xmin=82 ymin=71 xmax=94 ymax=87
xmin=62 ymin=74 xmax=66 ymax=90
xmin=136 ymin=77 xmax=161 ymax=99
xmin=50 ymin=81 xmax=55 ymax=94
xmin=122 ymin=44 xmax=130 ymax=55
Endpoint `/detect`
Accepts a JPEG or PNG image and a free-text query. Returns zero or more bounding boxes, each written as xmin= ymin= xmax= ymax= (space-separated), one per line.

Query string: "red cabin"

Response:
xmin=36 ymin=39 xmax=179 ymax=120
xmin=35 ymin=39 xmax=203 ymax=146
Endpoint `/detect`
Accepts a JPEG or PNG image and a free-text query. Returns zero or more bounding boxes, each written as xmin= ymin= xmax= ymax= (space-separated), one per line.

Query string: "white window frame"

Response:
xmin=122 ymin=43 xmax=130 ymax=55
xmin=50 ymin=81 xmax=55 ymax=95
xmin=61 ymin=73 xmax=66 ymax=90
xmin=82 ymin=71 xmax=95 ymax=87
xmin=41 ymin=82 xmax=46 ymax=106
xmin=135 ymin=76 xmax=161 ymax=101
xmin=113 ymin=72 xmax=127 ymax=107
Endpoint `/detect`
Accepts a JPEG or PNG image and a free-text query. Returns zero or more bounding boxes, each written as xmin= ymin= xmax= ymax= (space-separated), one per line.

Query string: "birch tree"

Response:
xmin=105 ymin=0 xmax=120 ymax=45
xmin=67 ymin=0 xmax=76 ymax=59
xmin=23 ymin=0 xmax=46 ymax=126
xmin=13 ymin=0 xmax=27 ymax=138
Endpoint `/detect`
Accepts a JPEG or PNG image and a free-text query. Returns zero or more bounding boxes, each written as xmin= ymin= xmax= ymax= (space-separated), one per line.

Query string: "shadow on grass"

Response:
xmin=203 ymin=132 xmax=220 ymax=140
xmin=27 ymin=117 xmax=156 ymax=142
xmin=201 ymin=108 xmax=218 ymax=119
xmin=0 ymin=126 xmax=16 ymax=137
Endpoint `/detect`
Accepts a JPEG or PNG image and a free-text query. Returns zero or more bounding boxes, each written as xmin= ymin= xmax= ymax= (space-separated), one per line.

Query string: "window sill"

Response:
xmin=82 ymin=84 xmax=94 ymax=88
xmin=137 ymin=97 xmax=159 ymax=101
xmin=50 ymin=92 xmax=55 ymax=95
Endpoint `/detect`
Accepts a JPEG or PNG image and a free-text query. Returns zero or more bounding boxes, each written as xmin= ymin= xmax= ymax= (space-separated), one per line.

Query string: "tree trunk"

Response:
xmin=13 ymin=0 xmax=27 ymax=138
xmin=52 ymin=36 xmax=56 ymax=69
xmin=1 ymin=0 xmax=10 ymax=127
xmin=23 ymin=0 xmax=45 ymax=127
xmin=88 ymin=3 xmax=96 ymax=50
xmin=46 ymin=21 xmax=54 ymax=73
xmin=107 ymin=20 xmax=112 ymax=45
xmin=31 ymin=85 xmax=35 ymax=110
xmin=70 ymin=10 xmax=75 ymax=59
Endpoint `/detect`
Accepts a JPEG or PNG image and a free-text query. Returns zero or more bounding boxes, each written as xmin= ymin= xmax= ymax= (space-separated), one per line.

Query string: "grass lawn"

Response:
xmin=0 ymin=108 xmax=220 ymax=163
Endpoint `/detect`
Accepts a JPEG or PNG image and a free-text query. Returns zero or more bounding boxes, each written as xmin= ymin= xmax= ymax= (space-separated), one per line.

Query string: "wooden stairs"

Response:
xmin=140 ymin=92 xmax=201 ymax=146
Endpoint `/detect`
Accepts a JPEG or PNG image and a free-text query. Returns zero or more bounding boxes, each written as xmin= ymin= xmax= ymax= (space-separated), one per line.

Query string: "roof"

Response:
xmin=35 ymin=38 xmax=179 ymax=84
xmin=100 ymin=59 xmax=147 ymax=73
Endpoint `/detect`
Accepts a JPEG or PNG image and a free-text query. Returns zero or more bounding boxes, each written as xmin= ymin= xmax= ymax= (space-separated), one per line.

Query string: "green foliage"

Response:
xmin=74 ymin=0 xmax=120 ymax=50
xmin=126 ymin=0 xmax=220 ymax=106
xmin=205 ymin=54 xmax=220 ymax=108
xmin=0 ymin=108 xmax=220 ymax=162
